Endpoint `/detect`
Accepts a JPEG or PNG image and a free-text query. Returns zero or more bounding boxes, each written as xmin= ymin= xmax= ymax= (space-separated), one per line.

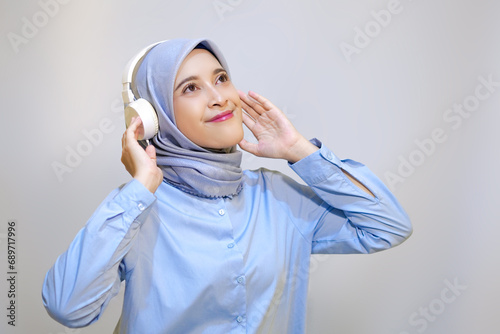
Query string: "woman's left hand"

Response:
xmin=238 ymin=90 xmax=318 ymax=163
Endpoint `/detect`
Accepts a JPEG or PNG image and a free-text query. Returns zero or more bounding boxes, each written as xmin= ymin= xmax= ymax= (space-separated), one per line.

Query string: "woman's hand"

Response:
xmin=238 ymin=91 xmax=318 ymax=163
xmin=121 ymin=117 xmax=163 ymax=193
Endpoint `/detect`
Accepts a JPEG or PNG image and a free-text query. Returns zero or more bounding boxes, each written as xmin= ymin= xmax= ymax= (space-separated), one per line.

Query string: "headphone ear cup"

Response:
xmin=124 ymin=98 xmax=159 ymax=140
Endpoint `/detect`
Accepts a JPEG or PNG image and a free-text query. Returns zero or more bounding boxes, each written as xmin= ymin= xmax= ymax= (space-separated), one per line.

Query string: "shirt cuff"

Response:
xmin=289 ymin=138 xmax=344 ymax=185
xmin=113 ymin=179 xmax=157 ymax=221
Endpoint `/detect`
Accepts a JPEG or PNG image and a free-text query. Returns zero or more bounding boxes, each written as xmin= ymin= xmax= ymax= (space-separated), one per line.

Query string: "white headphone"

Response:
xmin=121 ymin=41 xmax=166 ymax=140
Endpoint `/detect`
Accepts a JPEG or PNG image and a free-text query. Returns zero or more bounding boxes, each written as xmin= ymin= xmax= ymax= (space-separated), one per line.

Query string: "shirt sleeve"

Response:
xmin=41 ymin=179 xmax=156 ymax=328
xmin=289 ymin=139 xmax=412 ymax=254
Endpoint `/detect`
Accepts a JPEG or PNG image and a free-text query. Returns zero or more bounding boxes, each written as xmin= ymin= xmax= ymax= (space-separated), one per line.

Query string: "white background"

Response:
xmin=1 ymin=0 xmax=499 ymax=333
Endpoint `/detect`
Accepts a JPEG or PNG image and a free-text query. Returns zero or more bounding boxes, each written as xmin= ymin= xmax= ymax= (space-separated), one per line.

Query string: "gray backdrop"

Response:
xmin=1 ymin=0 xmax=499 ymax=333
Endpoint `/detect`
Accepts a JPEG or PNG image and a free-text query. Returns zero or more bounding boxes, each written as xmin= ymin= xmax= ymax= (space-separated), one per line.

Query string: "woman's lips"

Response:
xmin=207 ymin=110 xmax=233 ymax=122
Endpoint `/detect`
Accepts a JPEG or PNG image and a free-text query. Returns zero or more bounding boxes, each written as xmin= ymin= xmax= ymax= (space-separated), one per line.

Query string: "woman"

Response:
xmin=42 ymin=38 xmax=412 ymax=333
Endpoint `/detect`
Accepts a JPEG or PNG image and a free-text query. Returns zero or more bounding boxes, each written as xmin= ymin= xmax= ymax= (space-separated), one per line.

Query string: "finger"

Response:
xmin=145 ymin=145 xmax=157 ymax=163
xmin=122 ymin=117 xmax=137 ymax=147
xmin=238 ymin=90 xmax=260 ymax=118
xmin=239 ymin=90 xmax=266 ymax=115
xmin=240 ymin=98 xmax=259 ymax=121
xmin=248 ymin=91 xmax=276 ymax=111
xmin=125 ymin=117 xmax=138 ymax=137
xmin=238 ymin=138 xmax=259 ymax=156
xmin=241 ymin=111 xmax=256 ymax=130
xmin=126 ymin=117 xmax=143 ymax=141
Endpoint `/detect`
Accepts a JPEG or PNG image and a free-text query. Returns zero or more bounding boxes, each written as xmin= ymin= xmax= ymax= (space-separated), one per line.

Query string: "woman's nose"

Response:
xmin=207 ymin=86 xmax=227 ymax=107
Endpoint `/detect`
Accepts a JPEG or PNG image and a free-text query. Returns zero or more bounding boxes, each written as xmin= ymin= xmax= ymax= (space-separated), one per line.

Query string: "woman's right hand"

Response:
xmin=121 ymin=117 xmax=163 ymax=193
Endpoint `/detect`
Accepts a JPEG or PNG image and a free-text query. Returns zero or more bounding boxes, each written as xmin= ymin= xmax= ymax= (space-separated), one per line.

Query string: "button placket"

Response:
xmin=217 ymin=201 xmax=246 ymax=328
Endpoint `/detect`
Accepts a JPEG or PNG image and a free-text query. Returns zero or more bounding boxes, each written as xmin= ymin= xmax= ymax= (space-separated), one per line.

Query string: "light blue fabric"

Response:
xmin=42 ymin=140 xmax=412 ymax=333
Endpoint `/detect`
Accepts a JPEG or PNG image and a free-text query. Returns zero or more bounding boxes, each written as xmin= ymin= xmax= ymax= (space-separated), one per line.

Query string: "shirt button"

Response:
xmin=227 ymin=243 xmax=235 ymax=249
xmin=236 ymin=315 xmax=244 ymax=323
xmin=138 ymin=203 xmax=145 ymax=211
xmin=237 ymin=276 xmax=245 ymax=284
xmin=218 ymin=209 xmax=225 ymax=216
xmin=326 ymin=152 xmax=334 ymax=160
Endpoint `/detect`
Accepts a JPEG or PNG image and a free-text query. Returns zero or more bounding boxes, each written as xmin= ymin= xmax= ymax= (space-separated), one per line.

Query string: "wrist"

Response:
xmin=285 ymin=137 xmax=319 ymax=164
xmin=134 ymin=169 xmax=161 ymax=193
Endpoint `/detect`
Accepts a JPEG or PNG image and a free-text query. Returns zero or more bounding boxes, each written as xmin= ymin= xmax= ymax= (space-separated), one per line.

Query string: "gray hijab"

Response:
xmin=134 ymin=38 xmax=243 ymax=198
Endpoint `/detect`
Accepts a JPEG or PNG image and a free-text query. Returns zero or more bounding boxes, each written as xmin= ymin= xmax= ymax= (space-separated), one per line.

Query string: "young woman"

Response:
xmin=42 ymin=38 xmax=412 ymax=333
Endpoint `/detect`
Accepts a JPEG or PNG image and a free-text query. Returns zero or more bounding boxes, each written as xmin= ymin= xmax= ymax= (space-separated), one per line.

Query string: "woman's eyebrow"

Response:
xmin=213 ymin=67 xmax=226 ymax=75
xmin=175 ymin=76 xmax=197 ymax=92
xmin=174 ymin=68 xmax=227 ymax=92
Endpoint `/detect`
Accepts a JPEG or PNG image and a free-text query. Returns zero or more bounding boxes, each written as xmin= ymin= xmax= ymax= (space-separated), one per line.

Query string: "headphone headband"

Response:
xmin=121 ymin=40 xmax=167 ymax=141
xmin=121 ymin=40 xmax=167 ymax=105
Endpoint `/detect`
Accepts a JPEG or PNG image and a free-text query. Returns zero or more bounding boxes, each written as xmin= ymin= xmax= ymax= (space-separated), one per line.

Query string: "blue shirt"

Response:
xmin=42 ymin=141 xmax=412 ymax=333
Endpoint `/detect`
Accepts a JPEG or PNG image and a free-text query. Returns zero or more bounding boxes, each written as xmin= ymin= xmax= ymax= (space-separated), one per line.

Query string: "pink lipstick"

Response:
xmin=208 ymin=110 xmax=233 ymax=122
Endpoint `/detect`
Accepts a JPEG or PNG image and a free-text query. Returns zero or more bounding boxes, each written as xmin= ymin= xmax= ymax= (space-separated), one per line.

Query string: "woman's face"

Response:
xmin=172 ymin=48 xmax=243 ymax=150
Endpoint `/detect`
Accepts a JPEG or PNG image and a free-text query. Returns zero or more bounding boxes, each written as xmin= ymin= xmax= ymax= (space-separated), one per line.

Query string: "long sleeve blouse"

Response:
xmin=42 ymin=140 xmax=412 ymax=333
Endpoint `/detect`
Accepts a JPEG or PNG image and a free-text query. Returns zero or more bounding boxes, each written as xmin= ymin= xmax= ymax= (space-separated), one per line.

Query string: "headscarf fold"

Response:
xmin=134 ymin=38 xmax=243 ymax=198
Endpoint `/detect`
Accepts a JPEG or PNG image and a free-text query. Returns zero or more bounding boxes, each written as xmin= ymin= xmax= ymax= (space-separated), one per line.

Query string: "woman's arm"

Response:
xmin=238 ymin=90 xmax=411 ymax=253
xmin=238 ymin=91 xmax=373 ymax=197
xmin=42 ymin=180 xmax=156 ymax=327
xmin=42 ymin=119 xmax=159 ymax=327
xmin=289 ymin=142 xmax=412 ymax=253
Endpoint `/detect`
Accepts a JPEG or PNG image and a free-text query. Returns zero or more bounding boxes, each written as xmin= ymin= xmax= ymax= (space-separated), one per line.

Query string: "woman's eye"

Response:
xmin=217 ymin=73 xmax=229 ymax=84
xmin=183 ymin=83 xmax=197 ymax=93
